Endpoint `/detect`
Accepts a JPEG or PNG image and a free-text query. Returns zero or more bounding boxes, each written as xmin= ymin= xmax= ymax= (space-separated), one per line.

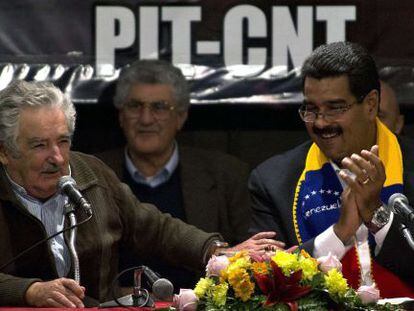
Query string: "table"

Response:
xmin=0 ymin=301 xmax=172 ymax=311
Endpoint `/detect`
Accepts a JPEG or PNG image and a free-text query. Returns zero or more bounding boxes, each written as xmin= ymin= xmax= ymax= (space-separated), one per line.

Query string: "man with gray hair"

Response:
xmin=97 ymin=59 xmax=261 ymax=290
xmin=0 ymin=80 xmax=282 ymax=307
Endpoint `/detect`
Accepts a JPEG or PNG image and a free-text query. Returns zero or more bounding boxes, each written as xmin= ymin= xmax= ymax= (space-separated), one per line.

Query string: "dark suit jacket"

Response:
xmin=97 ymin=146 xmax=251 ymax=245
xmin=249 ymin=137 xmax=414 ymax=287
xmin=0 ymin=152 xmax=220 ymax=306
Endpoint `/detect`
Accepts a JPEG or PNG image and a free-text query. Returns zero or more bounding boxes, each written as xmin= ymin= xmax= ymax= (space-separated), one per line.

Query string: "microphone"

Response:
xmin=58 ymin=176 xmax=93 ymax=217
xmin=388 ymin=193 xmax=414 ymax=224
xmin=143 ymin=266 xmax=174 ymax=300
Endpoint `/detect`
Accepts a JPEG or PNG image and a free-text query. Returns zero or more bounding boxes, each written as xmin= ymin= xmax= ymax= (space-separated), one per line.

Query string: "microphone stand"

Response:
xmin=64 ymin=203 xmax=80 ymax=283
xmin=99 ymin=266 xmax=154 ymax=308
xmin=399 ymin=223 xmax=414 ymax=251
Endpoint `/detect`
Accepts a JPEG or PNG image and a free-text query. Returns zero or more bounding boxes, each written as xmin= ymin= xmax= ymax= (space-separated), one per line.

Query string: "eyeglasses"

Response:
xmin=298 ymin=100 xmax=358 ymax=123
xmin=123 ymin=100 xmax=176 ymax=120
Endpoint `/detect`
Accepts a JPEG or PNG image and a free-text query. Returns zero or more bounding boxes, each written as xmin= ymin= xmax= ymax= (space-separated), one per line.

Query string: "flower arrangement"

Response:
xmin=173 ymin=250 xmax=398 ymax=311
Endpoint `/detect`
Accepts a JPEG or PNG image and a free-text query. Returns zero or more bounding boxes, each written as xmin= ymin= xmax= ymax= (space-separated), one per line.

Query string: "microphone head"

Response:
xmin=58 ymin=175 xmax=76 ymax=191
xmin=152 ymin=278 xmax=174 ymax=300
xmin=388 ymin=193 xmax=408 ymax=211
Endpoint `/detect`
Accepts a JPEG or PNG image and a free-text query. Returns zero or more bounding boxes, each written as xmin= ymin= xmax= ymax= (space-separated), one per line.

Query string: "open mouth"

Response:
xmin=313 ymin=127 xmax=342 ymax=140
xmin=319 ymin=132 xmax=341 ymax=139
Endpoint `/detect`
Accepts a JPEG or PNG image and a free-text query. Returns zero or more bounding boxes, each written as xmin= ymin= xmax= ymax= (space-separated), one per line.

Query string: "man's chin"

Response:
xmin=316 ymin=142 xmax=345 ymax=163
xmin=27 ymin=187 xmax=59 ymax=200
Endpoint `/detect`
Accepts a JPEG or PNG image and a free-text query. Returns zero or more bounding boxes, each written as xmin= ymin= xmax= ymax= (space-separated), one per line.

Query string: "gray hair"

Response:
xmin=0 ymin=80 xmax=76 ymax=157
xmin=114 ymin=59 xmax=190 ymax=112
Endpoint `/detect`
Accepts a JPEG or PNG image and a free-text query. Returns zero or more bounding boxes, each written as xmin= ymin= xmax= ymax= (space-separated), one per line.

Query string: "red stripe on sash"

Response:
xmin=341 ymin=247 xmax=414 ymax=298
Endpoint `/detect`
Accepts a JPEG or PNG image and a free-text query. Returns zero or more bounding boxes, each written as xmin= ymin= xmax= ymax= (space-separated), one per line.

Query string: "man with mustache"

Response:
xmin=249 ymin=42 xmax=414 ymax=298
xmin=96 ymin=59 xmax=267 ymax=290
xmin=0 ymin=81 xmax=282 ymax=307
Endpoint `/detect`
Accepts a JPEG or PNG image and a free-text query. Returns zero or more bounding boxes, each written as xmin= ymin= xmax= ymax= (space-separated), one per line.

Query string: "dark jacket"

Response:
xmin=248 ymin=137 xmax=414 ymax=287
xmin=97 ymin=146 xmax=251 ymax=244
xmin=0 ymin=152 xmax=220 ymax=306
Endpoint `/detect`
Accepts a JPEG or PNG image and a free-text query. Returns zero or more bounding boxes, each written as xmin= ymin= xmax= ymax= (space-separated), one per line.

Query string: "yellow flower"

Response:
xmin=324 ymin=269 xmax=349 ymax=297
xmin=271 ymin=250 xmax=299 ymax=275
xmin=300 ymin=249 xmax=312 ymax=258
xmin=194 ymin=277 xmax=214 ymax=298
xmin=221 ymin=253 xmax=251 ymax=282
xmin=227 ymin=266 xmax=255 ymax=301
xmin=251 ymin=261 xmax=268 ymax=275
xmin=212 ymin=282 xmax=228 ymax=306
xmin=228 ymin=250 xmax=249 ymax=263
xmin=299 ymin=256 xmax=319 ymax=281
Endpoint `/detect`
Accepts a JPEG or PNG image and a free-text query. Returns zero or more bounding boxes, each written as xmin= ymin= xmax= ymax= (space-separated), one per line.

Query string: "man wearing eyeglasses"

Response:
xmin=97 ymin=59 xmax=278 ymax=291
xmin=249 ymin=42 xmax=414 ymax=298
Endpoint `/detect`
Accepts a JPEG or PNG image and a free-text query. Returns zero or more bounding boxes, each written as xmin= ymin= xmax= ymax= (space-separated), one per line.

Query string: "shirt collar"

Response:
xmin=124 ymin=142 xmax=179 ymax=188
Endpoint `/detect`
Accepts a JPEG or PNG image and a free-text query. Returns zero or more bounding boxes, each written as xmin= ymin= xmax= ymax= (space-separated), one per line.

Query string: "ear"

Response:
xmin=176 ymin=111 xmax=188 ymax=131
xmin=365 ymin=89 xmax=380 ymax=119
xmin=118 ymin=109 xmax=125 ymax=129
xmin=0 ymin=144 xmax=9 ymax=165
xmin=395 ymin=114 xmax=405 ymax=135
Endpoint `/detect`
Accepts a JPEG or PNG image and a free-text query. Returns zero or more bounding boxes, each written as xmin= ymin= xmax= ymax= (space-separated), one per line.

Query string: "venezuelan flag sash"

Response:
xmin=292 ymin=119 xmax=414 ymax=298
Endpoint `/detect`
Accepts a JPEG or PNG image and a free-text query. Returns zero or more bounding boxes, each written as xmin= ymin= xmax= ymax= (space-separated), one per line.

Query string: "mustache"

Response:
xmin=42 ymin=163 xmax=61 ymax=174
xmin=135 ymin=126 xmax=159 ymax=132
xmin=312 ymin=126 xmax=343 ymax=136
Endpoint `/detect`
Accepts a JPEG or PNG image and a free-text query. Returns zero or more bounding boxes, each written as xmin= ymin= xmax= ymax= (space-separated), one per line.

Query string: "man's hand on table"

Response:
xmin=229 ymin=231 xmax=286 ymax=254
xmin=25 ymin=278 xmax=85 ymax=308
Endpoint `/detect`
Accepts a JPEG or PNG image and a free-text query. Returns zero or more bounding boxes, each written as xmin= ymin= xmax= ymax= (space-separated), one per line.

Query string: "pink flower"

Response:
xmin=206 ymin=255 xmax=229 ymax=277
xmin=357 ymin=284 xmax=380 ymax=304
xmin=173 ymin=289 xmax=198 ymax=311
xmin=317 ymin=252 xmax=342 ymax=273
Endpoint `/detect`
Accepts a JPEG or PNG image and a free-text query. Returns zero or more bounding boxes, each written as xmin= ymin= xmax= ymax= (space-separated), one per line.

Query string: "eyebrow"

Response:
xmin=303 ymin=99 xmax=348 ymax=106
xmin=26 ymin=134 xmax=72 ymax=144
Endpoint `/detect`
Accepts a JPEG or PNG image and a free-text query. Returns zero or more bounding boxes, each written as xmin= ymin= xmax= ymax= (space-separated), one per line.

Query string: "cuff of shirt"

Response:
xmin=313 ymin=225 xmax=351 ymax=260
xmin=372 ymin=212 xmax=394 ymax=255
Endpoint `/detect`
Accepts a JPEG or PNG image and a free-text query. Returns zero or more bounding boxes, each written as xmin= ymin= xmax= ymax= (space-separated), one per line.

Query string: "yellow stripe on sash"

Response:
xmin=292 ymin=118 xmax=403 ymax=244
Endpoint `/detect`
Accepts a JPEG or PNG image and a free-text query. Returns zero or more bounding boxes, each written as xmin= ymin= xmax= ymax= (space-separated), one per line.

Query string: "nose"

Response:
xmin=49 ymin=145 xmax=65 ymax=165
xmin=312 ymin=112 xmax=331 ymax=128
xmin=138 ymin=105 xmax=156 ymax=124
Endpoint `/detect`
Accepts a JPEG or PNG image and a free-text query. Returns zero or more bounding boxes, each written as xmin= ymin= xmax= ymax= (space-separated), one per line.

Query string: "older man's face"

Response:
xmin=118 ymin=83 xmax=187 ymax=161
xmin=0 ymin=106 xmax=71 ymax=199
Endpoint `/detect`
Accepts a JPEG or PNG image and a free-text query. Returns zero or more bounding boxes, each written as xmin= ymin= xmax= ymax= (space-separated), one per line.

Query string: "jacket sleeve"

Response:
xmin=114 ymin=181 xmax=222 ymax=272
xmin=0 ymin=274 xmax=40 ymax=306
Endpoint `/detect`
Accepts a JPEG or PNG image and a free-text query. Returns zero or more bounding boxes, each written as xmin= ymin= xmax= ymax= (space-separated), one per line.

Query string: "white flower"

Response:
xmin=206 ymin=255 xmax=229 ymax=277
xmin=317 ymin=252 xmax=342 ymax=273
xmin=173 ymin=289 xmax=198 ymax=311
xmin=357 ymin=284 xmax=380 ymax=304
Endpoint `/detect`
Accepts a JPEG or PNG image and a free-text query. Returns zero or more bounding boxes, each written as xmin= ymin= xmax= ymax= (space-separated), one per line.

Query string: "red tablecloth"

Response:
xmin=0 ymin=301 xmax=172 ymax=310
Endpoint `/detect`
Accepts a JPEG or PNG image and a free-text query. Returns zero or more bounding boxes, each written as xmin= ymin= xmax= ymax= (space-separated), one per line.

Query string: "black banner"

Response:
xmin=0 ymin=0 xmax=413 ymax=105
